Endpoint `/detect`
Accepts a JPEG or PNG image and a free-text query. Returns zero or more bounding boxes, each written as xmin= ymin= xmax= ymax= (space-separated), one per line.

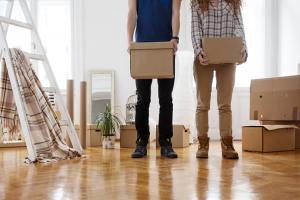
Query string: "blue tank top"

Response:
xmin=135 ymin=0 xmax=173 ymax=43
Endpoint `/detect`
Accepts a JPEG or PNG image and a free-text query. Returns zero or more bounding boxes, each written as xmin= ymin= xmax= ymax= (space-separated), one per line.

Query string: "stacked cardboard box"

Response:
xmin=249 ymin=75 xmax=300 ymax=149
xmin=243 ymin=75 xmax=300 ymax=151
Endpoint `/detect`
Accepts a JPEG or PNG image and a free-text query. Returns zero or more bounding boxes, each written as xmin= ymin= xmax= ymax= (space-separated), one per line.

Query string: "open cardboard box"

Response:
xmin=242 ymin=125 xmax=297 ymax=152
xmin=130 ymin=42 xmax=174 ymax=79
xmin=156 ymin=125 xmax=190 ymax=148
xmin=202 ymin=37 xmax=243 ymax=64
xmin=260 ymin=120 xmax=300 ymax=149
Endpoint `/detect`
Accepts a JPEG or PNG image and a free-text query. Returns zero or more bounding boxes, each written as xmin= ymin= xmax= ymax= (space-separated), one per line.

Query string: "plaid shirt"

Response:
xmin=191 ymin=0 xmax=248 ymax=61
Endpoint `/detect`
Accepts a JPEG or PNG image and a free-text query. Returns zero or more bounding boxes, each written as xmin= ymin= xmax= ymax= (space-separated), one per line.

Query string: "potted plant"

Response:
xmin=93 ymin=105 xmax=124 ymax=149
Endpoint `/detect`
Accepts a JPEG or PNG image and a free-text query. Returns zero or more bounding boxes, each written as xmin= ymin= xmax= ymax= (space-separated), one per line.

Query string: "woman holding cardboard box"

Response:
xmin=191 ymin=0 xmax=247 ymax=159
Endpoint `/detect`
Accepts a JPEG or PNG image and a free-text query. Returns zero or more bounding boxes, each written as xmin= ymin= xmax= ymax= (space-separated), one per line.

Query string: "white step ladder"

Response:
xmin=0 ymin=0 xmax=84 ymax=161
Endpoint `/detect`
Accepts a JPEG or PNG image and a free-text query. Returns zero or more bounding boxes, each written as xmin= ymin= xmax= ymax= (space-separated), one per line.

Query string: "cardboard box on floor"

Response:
xmin=202 ymin=37 xmax=243 ymax=64
xmin=130 ymin=42 xmax=174 ymax=79
xmin=242 ymin=125 xmax=297 ymax=152
xmin=156 ymin=125 xmax=190 ymax=148
xmin=120 ymin=125 xmax=150 ymax=148
xmin=74 ymin=124 xmax=102 ymax=147
xmin=250 ymin=75 xmax=300 ymax=121
xmin=260 ymin=121 xmax=300 ymax=149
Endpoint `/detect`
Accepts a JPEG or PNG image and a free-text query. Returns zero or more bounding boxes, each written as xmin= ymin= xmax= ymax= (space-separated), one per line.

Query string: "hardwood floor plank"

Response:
xmin=0 ymin=141 xmax=300 ymax=200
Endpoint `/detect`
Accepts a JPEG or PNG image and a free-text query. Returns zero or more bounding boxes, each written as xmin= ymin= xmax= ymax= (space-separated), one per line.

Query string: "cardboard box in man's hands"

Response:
xmin=130 ymin=42 xmax=174 ymax=79
xmin=202 ymin=37 xmax=243 ymax=64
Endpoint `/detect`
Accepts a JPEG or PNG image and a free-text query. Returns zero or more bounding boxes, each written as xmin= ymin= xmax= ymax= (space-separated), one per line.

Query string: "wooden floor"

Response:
xmin=0 ymin=141 xmax=300 ymax=200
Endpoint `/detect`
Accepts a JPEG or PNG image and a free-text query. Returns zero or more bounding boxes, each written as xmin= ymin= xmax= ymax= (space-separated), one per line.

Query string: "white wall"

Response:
xmin=75 ymin=0 xmax=165 ymax=138
xmin=277 ymin=0 xmax=300 ymax=76
xmin=73 ymin=0 xmax=258 ymax=140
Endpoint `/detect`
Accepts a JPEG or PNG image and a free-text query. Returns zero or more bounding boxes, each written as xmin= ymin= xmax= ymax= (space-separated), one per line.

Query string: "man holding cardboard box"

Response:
xmin=191 ymin=0 xmax=248 ymax=159
xmin=127 ymin=0 xmax=181 ymax=158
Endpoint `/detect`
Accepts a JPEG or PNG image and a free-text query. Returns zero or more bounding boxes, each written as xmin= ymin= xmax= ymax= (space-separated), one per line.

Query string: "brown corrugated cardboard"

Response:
xmin=74 ymin=124 xmax=102 ymax=147
xmin=250 ymin=75 xmax=300 ymax=121
xmin=242 ymin=125 xmax=297 ymax=152
xmin=156 ymin=125 xmax=190 ymax=148
xmin=120 ymin=125 xmax=150 ymax=148
xmin=202 ymin=37 xmax=243 ymax=64
xmin=130 ymin=42 xmax=174 ymax=79
xmin=260 ymin=120 xmax=300 ymax=149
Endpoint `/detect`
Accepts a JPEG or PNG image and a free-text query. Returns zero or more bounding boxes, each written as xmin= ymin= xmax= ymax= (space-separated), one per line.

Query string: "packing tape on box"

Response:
xmin=254 ymin=111 xmax=258 ymax=120
xmin=293 ymin=107 xmax=298 ymax=120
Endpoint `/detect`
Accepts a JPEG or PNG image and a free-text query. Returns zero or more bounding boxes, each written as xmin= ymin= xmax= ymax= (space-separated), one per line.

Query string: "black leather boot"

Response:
xmin=160 ymin=138 xmax=178 ymax=158
xmin=131 ymin=138 xmax=148 ymax=158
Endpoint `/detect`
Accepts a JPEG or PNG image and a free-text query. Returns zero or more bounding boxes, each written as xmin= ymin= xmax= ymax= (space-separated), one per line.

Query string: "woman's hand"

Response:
xmin=198 ymin=51 xmax=209 ymax=65
xmin=237 ymin=49 xmax=246 ymax=65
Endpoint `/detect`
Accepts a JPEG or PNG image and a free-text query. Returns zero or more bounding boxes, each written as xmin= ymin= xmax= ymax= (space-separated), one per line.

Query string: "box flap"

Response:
xmin=273 ymin=75 xmax=300 ymax=91
xmin=183 ymin=125 xmax=190 ymax=130
xmin=243 ymin=125 xmax=299 ymax=130
xmin=130 ymin=42 xmax=173 ymax=50
xmin=250 ymin=78 xmax=274 ymax=93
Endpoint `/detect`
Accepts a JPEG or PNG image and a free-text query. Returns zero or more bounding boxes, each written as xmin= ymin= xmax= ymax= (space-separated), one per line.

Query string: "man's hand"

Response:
xmin=127 ymin=41 xmax=134 ymax=54
xmin=237 ymin=49 xmax=246 ymax=65
xmin=198 ymin=51 xmax=209 ymax=65
xmin=171 ymin=39 xmax=178 ymax=54
xmin=171 ymin=0 xmax=181 ymax=54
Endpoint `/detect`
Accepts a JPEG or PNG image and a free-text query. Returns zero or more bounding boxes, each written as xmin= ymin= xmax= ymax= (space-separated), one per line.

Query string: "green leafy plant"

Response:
xmin=93 ymin=105 xmax=124 ymax=139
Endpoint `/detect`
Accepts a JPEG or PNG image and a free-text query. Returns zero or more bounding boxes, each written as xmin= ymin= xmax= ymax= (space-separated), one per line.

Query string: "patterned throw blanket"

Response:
xmin=0 ymin=48 xmax=85 ymax=163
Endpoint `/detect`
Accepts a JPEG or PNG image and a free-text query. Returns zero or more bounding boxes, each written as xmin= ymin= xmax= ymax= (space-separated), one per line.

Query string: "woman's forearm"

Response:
xmin=191 ymin=5 xmax=203 ymax=59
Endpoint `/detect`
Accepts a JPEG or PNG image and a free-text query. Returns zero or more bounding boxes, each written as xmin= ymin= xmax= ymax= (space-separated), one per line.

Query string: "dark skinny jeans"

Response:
xmin=135 ymin=56 xmax=175 ymax=147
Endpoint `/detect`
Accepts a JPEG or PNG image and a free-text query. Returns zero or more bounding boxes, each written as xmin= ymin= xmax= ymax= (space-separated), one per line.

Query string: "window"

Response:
xmin=1 ymin=1 xmax=31 ymax=53
xmin=235 ymin=0 xmax=264 ymax=87
xmin=37 ymin=0 xmax=72 ymax=89
xmin=0 ymin=0 xmax=73 ymax=90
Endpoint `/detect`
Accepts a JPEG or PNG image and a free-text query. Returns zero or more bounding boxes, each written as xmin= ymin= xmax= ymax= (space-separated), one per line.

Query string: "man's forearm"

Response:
xmin=172 ymin=0 xmax=181 ymax=37
xmin=172 ymin=12 xmax=180 ymax=37
xmin=127 ymin=13 xmax=136 ymax=44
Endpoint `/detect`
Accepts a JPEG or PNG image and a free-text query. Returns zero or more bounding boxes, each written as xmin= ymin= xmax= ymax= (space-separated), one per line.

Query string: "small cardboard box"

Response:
xmin=242 ymin=125 xmax=297 ymax=152
xmin=202 ymin=37 xmax=243 ymax=64
xmin=130 ymin=42 xmax=174 ymax=79
xmin=260 ymin=120 xmax=300 ymax=149
xmin=74 ymin=124 xmax=102 ymax=147
xmin=250 ymin=75 xmax=300 ymax=121
xmin=120 ymin=125 xmax=149 ymax=148
xmin=156 ymin=125 xmax=190 ymax=148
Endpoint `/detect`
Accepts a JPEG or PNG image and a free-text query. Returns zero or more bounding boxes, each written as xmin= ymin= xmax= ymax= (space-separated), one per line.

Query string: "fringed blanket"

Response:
xmin=0 ymin=48 xmax=86 ymax=163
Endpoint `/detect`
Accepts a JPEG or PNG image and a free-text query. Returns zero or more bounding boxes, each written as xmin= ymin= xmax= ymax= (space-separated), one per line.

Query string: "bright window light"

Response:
xmin=3 ymin=1 xmax=31 ymax=53
xmin=235 ymin=0 xmax=264 ymax=87
xmin=0 ymin=0 xmax=73 ymax=91
xmin=37 ymin=0 xmax=72 ymax=89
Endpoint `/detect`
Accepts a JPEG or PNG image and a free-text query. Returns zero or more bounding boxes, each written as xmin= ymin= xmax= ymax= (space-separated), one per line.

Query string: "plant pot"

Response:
xmin=102 ymin=135 xmax=115 ymax=149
